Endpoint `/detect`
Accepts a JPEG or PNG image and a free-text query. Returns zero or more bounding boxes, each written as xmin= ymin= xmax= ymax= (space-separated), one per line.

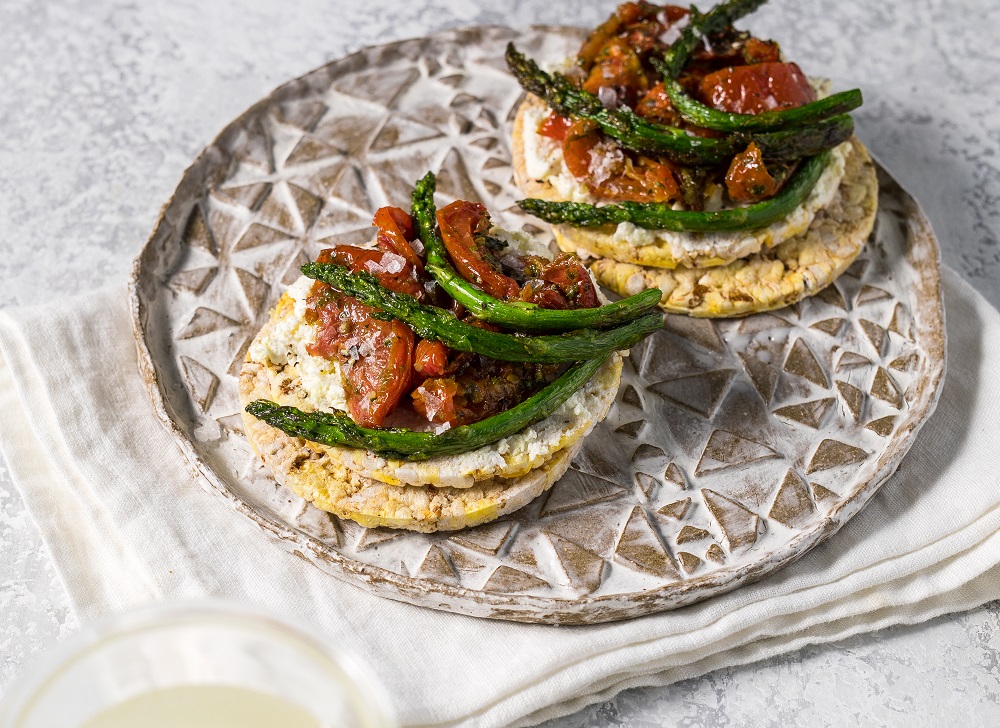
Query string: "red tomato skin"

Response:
xmin=413 ymin=339 xmax=449 ymax=378
xmin=541 ymin=255 xmax=601 ymax=309
xmin=373 ymin=206 xmax=425 ymax=276
xmin=595 ymin=157 xmax=680 ymax=204
xmin=725 ymin=142 xmax=778 ymax=203
xmin=742 ymin=37 xmax=781 ymax=64
xmin=561 ymin=121 xmax=603 ymax=180
xmin=306 ymin=286 xmax=414 ymax=428
xmin=582 ymin=37 xmax=647 ymax=99
xmin=436 ymin=201 xmax=521 ymax=301
xmin=699 ymin=62 xmax=816 ymax=115
xmin=634 ymin=83 xmax=681 ymax=126
xmin=411 ymin=377 xmax=461 ymax=426
xmin=538 ymin=112 xmax=574 ymax=142
xmin=318 ymin=246 xmax=424 ymax=300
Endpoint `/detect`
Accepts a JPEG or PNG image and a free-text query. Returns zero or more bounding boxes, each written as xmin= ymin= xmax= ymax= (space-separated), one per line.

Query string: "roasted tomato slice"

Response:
xmin=561 ymin=120 xmax=604 ymax=179
xmin=596 ymin=156 xmax=681 ymax=204
xmin=538 ymin=112 xmax=574 ymax=143
xmin=540 ymin=254 xmax=601 ymax=309
xmin=634 ymin=82 xmax=681 ymax=126
xmin=373 ymin=206 xmax=425 ymax=277
xmin=699 ymin=62 xmax=816 ymax=115
xmin=522 ymin=253 xmax=601 ymax=309
xmin=742 ymin=37 xmax=781 ymax=64
xmin=413 ymin=338 xmax=449 ymax=378
xmin=725 ymin=142 xmax=778 ymax=203
xmin=318 ymin=246 xmax=424 ymax=300
xmin=582 ymin=37 xmax=647 ymax=100
xmin=306 ymin=285 xmax=415 ymax=428
xmin=436 ymin=201 xmax=521 ymax=300
xmin=411 ymin=377 xmax=461 ymax=426
xmin=520 ymin=283 xmax=570 ymax=310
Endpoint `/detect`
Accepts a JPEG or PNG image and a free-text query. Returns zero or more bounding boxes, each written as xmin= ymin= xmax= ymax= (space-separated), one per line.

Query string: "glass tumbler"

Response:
xmin=0 ymin=601 xmax=396 ymax=728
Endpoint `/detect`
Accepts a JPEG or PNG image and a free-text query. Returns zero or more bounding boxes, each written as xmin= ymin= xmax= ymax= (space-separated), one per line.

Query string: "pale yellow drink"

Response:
xmin=81 ymin=684 xmax=322 ymax=728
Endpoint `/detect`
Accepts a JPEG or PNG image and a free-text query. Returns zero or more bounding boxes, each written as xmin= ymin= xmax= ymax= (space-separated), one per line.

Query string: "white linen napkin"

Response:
xmin=1 ymin=266 xmax=998 ymax=728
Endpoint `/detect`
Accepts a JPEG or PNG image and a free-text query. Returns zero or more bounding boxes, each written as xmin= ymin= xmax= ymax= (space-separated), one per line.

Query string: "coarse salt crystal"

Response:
xmin=381 ymin=252 xmax=406 ymax=274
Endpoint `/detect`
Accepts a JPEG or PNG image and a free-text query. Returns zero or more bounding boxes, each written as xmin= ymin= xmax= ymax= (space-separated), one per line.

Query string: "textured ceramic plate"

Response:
xmin=129 ymin=26 xmax=945 ymax=624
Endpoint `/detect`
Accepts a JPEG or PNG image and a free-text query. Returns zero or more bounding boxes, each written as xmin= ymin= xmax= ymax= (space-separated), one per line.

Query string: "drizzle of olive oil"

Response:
xmin=81 ymin=684 xmax=322 ymax=728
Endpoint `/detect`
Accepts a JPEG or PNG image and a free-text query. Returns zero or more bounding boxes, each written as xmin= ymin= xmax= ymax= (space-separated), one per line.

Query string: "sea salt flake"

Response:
xmin=587 ymin=143 xmax=624 ymax=185
xmin=380 ymin=252 xmax=406 ymax=274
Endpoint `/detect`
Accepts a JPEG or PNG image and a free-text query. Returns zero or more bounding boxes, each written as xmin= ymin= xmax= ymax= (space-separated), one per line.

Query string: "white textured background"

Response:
xmin=1 ymin=0 xmax=998 ymax=724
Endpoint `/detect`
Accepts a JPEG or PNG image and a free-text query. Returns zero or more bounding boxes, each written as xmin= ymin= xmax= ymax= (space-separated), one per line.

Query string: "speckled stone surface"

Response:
xmin=1 ymin=0 xmax=998 ymax=723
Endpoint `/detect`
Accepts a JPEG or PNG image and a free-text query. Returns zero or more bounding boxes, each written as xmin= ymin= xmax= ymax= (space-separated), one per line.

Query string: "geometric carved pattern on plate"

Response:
xmin=807 ymin=439 xmax=869 ymax=474
xmin=416 ymin=545 xmax=459 ymax=584
xmin=648 ymin=369 xmax=736 ymax=418
xmin=859 ymin=319 xmax=887 ymax=356
xmin=696 ymin=430 xmax=780 ymax=476
xmin=866 ymin=415 xmax=896 ymax=437
xmin=768 ymin=470 xmax=817 ymax=528
xmin=889 ymin=303 xmax=913 ymax=340
xmin=482 ymin=565 xmax=548 ymax=594
xmin=870 ymin=367 xmax=904 ymax=409
xmin=449 ymin=520 xmax=513 ymax=556
xmin=784 ymin=338 xmax=829 ymax=388
xmin=540 ymin=468 xmax=627 ymax=517
xmin=835 ymin=381 xmax=865 ymax=421
xmin=702 ymin=490 xmax=759 ymax=551
xmin=837 ymin=351 xmax=872 ymax=373
xmin=773 ymin=397 xmax=835 ymax=429
xmin=677 ymin=551 xmax=702 ymax=574
xmin=614 ymin=506 xmax=679 ymax=578
xmin=658 ymin=498 xmax=692 ymax=521
xmin=546 ymin=532 xmax=606 ymax=593
xmin=739 ymin=352 xmax=779 ymax=403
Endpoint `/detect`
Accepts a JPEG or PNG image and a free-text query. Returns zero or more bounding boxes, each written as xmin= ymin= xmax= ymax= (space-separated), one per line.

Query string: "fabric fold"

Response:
xmin=1 ymin=266 xmax=998 ymax=728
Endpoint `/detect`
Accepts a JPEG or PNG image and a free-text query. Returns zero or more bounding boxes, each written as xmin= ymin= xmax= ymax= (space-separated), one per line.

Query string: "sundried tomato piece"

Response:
xmin=561 ymin=120 xmax=604 ymax=180
xmin=539 ymin=254 xmax=601 ymax=309
xmin=742 ymin=37 xmax=781 ymax=64
xmin=596 ymin=156 xmax=681 ymax=204
xmin=634 ymin=82 xmax=681 ymax=126
xmin=521 ymin=253 xmax=600 ymax=309
xmin=520 ymin=282 xmax=570 ymax=310
xmin=582 ymin=37 xmax=647 ymax=99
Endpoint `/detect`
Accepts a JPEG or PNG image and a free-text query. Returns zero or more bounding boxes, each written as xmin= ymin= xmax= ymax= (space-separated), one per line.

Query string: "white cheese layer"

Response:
xmin=247 ymin=276 xmax=349 ymax=414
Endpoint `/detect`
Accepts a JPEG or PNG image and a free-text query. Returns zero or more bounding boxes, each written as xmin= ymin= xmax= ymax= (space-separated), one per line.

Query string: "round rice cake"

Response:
xmin=586 ymin=137 xmax=878 ymax=318
xmin=512 ymin=93 xmax=851 ymax=270
xmin=241 ymin=393 xmax=580 ymax=532
xmin=240 ymin=281 xmax=623 ymax=489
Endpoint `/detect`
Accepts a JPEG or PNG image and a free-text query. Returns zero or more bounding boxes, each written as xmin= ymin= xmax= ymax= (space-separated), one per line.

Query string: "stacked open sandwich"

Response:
xmin=240 ymin=176 xmax=663 ymax=532
xmin=509 ymin=0 xmax=878 ymax=317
